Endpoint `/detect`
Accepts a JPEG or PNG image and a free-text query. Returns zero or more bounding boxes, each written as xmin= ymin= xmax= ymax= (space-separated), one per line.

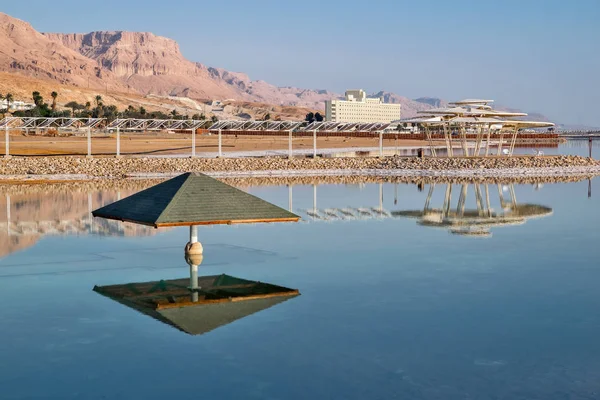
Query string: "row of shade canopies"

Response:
xmin=399 ymin=99 xmax=555 ymax=157
xmin=0 ymin=117 xmax=391 ymax=134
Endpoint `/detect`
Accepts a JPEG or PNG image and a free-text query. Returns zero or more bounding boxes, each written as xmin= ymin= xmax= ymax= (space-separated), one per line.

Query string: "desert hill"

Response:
xmin=0 ymin=12 xmax=552 ymax=122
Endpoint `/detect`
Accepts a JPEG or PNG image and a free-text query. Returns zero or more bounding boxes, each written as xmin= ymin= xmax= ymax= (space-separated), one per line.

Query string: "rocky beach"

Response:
xmin=0 ymin=155 xmax=598 ymax=182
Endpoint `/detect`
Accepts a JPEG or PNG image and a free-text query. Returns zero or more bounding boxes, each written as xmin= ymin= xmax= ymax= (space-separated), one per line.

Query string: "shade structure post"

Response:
xmin=288 ymin=129 xmax=293 ymax=159
xmin=87 ymin=126 xmax=92 ymax=158
xmin=4 ymin=125 xmax=9 ymax=158
xmin=379 ymin=131 xmax=383 ymax=157
xmin=313 ymin=129 xmax=317 ymax=158
xmin=185 ymin=224 xmax=203 ymax=256
xmin=485 ymin=125 xmax=491 ymax=157
xmin=116 ymin=126 xmax=121 ymax=157
xmin=190 ymin=225 xmax=198 ymax=244
xmin=218 ymin=129 xmax=222 ymax=157
xmin=497 ymin=129 xmax=505 ymax=156
xmin=191 ymin=128 xmax=196 ymax=158
xmin=288 ymin=184 xmax=293 ymax=212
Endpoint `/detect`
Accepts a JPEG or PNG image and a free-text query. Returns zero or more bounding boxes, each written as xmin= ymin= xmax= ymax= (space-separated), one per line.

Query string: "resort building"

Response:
xmin=325 ymin=89 xmax=401 ymax=123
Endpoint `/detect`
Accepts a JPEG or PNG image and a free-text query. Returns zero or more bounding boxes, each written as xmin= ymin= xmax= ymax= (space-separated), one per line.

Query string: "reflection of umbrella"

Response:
xmin=394 ymin=183 xmax=553 ymax=238
xmin=94 ymin=274 xmax=299 ymax=335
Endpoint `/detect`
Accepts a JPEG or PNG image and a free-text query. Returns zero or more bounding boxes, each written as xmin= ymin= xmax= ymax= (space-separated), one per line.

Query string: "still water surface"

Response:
xmin=1 ymin=142 xmax=599 ymax=400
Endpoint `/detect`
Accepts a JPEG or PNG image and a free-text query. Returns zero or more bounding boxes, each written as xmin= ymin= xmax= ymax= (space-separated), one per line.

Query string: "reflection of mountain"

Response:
xmin=0 ymin=188 xmax=156 ymax=258
xmin=393 ymin=183 xmax=553 ymax=237
xmin=94 ymin=274 xmax=299 ymax=335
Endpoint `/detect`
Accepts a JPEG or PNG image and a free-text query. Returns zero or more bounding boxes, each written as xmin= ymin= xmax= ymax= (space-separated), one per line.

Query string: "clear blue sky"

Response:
xmin=3 ymin=0 xmax=600 ymax=126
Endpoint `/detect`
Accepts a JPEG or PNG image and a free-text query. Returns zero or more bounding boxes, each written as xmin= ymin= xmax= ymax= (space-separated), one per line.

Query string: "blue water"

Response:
xmin=1 ymin=143 xmax=599 ymax=400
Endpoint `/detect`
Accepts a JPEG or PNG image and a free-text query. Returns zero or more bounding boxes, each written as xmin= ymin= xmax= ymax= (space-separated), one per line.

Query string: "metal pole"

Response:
xmin=87 ymin=127 xmax=92 ymax=157
xmin=116 ymin=126 xmax=120 ymax=157
xmin=288 ymin=129 xmax=293 ymax=159
xmin=379 ymin=182 xmax=383 ymax=213
xmin=313 ymin=129 xmax=317 ymax=158
xmin=190 ymin=225 xmax=198 ymax=244
xmin=4 ymin=125 xmax=8 ymax=158
xmin=379 ymin=132 xmax=383 ymax=157
xmin=589 ymin=137 xmax=593 ymax=158
xmin=191 ymin=128 xmax=196 ymax=157
xmin=218 ymin=129 xmax=222 ymax=157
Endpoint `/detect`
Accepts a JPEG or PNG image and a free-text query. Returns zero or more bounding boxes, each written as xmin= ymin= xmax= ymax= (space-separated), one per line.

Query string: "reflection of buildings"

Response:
xmin=0 ymin=190 xmax=155 ymax=257
xmin=393 ymin=184 xmax=553 ymax=237
xmin=94 ymin=271 xmax=299 ymax=335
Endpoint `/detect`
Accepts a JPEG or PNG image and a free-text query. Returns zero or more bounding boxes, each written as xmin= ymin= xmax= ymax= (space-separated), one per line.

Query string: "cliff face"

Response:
xmin=0 ymin=13 xmax=124 ymax=90
xmin=42 ymin=27 xmax=336 ymax=108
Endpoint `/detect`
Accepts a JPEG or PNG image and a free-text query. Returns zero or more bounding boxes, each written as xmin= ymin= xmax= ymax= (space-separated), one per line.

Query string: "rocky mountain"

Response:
xmin=0 ymin=13 xmax=125 ymax=91
xmin=42 ymin=28 xmax=337 ymax=109
xmin=0 ymin=12 xmax=552 ymax=122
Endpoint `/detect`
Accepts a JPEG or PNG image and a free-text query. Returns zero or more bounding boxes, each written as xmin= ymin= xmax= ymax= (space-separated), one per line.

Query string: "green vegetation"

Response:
xmin=9 ymin=90 xmax=219 ymax=122
xmin=305 ymin=112 xmax=324 ymax=123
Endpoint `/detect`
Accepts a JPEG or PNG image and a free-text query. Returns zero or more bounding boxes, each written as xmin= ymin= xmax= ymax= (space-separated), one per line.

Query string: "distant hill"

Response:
xmin=0 ymin=12 xmax=555 ymax=123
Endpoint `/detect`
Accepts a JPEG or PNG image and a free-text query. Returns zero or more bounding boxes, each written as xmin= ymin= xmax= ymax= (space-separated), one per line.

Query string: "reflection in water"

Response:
xmin=393 ymin=183 xmax=553 ymax=237
xmin=0 ymin=187 xmax=156 ymax=257
xmin=94 ymin=252 xmax=299 ymax=335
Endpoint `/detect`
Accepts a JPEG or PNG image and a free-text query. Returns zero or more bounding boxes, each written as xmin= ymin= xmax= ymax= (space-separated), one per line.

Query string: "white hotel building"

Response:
xmin=325 ymin=89 xmax=401 ymax=123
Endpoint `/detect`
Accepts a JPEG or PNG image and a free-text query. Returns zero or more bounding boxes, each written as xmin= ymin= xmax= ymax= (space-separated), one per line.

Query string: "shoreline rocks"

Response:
xmin=0 ymin=155 xmax=598 ymax=180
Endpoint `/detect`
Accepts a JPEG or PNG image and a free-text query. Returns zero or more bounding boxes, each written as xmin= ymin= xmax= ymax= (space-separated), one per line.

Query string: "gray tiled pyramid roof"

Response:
xmin=92 ymin=172 xmax=300 ymax=227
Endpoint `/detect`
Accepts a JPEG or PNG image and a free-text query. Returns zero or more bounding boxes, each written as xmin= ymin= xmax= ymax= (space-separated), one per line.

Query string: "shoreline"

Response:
xmin=0 ymin=155 xmax=598 ymax=183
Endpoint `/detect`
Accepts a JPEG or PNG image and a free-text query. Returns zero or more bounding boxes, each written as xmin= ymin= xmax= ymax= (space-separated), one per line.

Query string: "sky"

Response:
xmin=2 ymin=0 xmax=600 ymax=126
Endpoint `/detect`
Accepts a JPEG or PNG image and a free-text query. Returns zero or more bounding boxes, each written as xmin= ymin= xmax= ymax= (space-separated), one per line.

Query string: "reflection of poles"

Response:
xmin=288 ymin=184 xmax=293 ymax=212
xmin=379 ymin=131 xmax=383 ymax=157
xmin=379 ymin=182 xmax=383 ymax=213
xmin=589 ymin=137 xmax=593 ymax=158
xmin=457 ymin=184 xmax=468 ymax=217
xmin=394 ymin=182 xmax=398 ymax=205
xmin=474 ymin=184 xmax=484 ymax=216
xmin=484 ymin=184 xmax=492 ymax=217
xmin=312 ymin=184 xmax=317 ymax=220
xmin=424 ymin=183 xmax=435 ymax=212
xmin=88 ymin=193 xmax=93 ymax=233
xmin=6 ymin=194 xmax=10 ymax=235
xmin=117 ymin=191 xmax=121 ymax=201
xmin=442 ymin=184 xmax=452 ymax=217
xmin=589 ymin=179 xmax=592 ymax=198
xmin=509 ymin=184 xmax=517 ymax=208
xmin=497 ymin=184 xmax=506 ymax=209
xmin=189 ymin=262 xmax=199 ymax=303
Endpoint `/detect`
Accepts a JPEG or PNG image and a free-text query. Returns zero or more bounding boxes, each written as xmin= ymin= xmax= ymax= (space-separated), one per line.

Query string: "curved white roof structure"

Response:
xmin=399 ymin=97 xmax=555 ymax=157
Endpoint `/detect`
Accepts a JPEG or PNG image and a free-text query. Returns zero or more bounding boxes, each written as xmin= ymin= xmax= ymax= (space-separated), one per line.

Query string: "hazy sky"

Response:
xmin=3 ymin=0 xmax=600 ymax=126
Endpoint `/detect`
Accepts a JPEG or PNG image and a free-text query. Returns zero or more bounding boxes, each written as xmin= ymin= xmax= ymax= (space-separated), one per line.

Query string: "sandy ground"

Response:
xmin=2 ymin=132 xmax=434 ymax=157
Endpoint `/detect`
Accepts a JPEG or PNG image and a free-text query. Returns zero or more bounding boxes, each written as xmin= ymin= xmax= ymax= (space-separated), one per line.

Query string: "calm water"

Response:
xmin=1 ymin=145 xmax=599 ymax=400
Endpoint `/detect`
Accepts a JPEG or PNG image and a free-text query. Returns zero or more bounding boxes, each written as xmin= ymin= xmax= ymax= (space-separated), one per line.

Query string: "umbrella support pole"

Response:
xmin=185 ymin=225 xmax=203 ymax=255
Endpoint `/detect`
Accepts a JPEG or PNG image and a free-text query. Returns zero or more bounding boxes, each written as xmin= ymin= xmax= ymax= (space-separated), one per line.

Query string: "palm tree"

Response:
xmin=85 ymin=101 xmax=91 ymax=111
xmin=95 ymin=95 xmax=102 ymax=108
xmin=32 ymin=91 xmax=43 ymax=107
xmin=5 ymin=93 xmax=14 ymax=113
xmin=51 ymin=92 xmax=58 ymax=111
